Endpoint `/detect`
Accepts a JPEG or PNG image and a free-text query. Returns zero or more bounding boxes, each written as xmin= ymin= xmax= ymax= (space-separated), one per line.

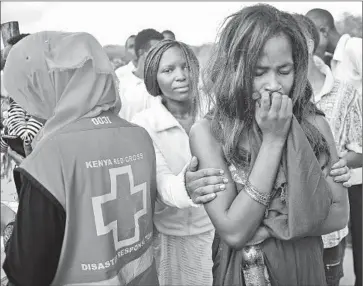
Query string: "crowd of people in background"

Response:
xmin=0 ymin=3 xmax=361 ymax=286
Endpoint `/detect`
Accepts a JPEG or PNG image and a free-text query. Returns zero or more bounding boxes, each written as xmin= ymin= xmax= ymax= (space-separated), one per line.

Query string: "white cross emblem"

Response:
xmin=92 ymin=165 xmax=147 ymax=250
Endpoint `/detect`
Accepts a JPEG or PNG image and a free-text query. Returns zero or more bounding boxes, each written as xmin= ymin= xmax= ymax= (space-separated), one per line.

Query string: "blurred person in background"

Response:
xmin=295 ymin=13 xmax=362 ymax=286
xmin=132 ymin=39 xmax=216 ymax=286
xmin=162 ymin=30 xmax=176 ymax=41
xmin=103 ymin=45 xmax=126 ymax=71
xmin=115 ymin=35 xmax=137 ymax=79
xmin=110 ymin=58 xmax=125 ymax=71
xmin=1 ymin=97 xmax=43 ymax=159
xmin=119 ymin=29 xmax=164 ymax=121
xmin=0 ymin=33 xmax=43 ymax=200
xmin=306 ymin=9 xmax=362 ymax=97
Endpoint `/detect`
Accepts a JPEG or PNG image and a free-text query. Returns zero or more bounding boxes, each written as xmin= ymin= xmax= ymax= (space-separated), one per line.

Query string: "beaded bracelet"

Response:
xmin=244 ymin=180 xmax=271 ymax=207
xmin=3 ymin=221 xmax=14 ymax=250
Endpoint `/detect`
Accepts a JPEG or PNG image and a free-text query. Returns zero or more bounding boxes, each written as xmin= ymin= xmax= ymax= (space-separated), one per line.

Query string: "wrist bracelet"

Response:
xmin=244 ymin=180 xmax=271 ymax=207
xmin=3 ymin=221 xmax=14 ymax=249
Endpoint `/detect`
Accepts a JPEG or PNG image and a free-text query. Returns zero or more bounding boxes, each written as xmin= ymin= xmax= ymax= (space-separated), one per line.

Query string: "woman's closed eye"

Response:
xmin=278 ymin=68 xmax=293 ymax=75
xmin=254 ymin=69 xmax=266 ymax=77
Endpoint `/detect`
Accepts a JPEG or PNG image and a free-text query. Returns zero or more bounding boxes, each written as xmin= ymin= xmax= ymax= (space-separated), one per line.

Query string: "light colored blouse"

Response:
xmin=132 ymin=98 xmax=213 ymax=236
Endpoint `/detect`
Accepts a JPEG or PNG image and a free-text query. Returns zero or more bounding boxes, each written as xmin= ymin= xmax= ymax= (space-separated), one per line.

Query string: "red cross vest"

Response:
xmin=21 ymin=111 xmax=158 ymax=285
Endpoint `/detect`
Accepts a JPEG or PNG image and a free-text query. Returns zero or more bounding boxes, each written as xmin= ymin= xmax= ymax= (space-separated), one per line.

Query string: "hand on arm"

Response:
xmin=330 ymin=158 xmax=352 ymax=188
xmin=331 ymin=91 xmax=362 ymax=187
xmin=132 ymin=114 xmax=229 ymax=208
xmin=189 ymin=91 xmax=292 ymax=249
xmin=342 ymin=93 xmax=362 ymax=169
xmin=152 ymin=143 xmax=193 ymax=208
xmin=185 ymin=156 xmax=228 ymax=204
xmin=154 ymin=140 xmax=229 ymax=208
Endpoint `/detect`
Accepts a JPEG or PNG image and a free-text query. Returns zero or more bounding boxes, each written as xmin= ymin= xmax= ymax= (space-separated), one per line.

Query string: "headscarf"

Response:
xmin=3 ymin=31 xmax=121 ymax=148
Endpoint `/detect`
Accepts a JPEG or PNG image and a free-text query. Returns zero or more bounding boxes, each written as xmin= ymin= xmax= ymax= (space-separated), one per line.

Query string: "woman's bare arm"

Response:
xmin=189 ymin=119 xmax=284 ymax=249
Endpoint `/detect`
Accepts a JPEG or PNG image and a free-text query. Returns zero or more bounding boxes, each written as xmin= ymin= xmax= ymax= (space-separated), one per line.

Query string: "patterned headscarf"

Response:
xmin=3 ymin=31 xmax=121 ymax=148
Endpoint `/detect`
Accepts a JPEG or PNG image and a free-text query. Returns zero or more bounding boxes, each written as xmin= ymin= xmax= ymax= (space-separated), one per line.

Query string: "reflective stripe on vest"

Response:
xmin=64 ymin=246 xmax=153 ymax=285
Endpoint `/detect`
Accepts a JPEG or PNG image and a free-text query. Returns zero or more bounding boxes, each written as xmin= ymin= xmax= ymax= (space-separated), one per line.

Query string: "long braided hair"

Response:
xmin=144 ymin=39 xmax=201 ymax=116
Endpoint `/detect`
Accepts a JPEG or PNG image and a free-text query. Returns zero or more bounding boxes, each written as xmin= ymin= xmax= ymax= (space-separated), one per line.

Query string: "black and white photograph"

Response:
xmin=1 ymin=1 xmax=362 ymax=286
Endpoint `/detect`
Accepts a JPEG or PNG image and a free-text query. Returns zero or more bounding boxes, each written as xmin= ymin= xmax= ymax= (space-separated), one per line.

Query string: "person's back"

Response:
xmin=2 ymin=31 xmax=159 ymax=286
xmin=22 ymin=111 xmax=158 ymax=285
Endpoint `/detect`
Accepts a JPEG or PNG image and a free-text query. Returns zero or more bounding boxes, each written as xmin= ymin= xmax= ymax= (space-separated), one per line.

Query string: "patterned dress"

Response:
xmin=212 ymin=149 xmax=327 ymax=286
xmin=228 ymin=164 xmax=272 ymax=286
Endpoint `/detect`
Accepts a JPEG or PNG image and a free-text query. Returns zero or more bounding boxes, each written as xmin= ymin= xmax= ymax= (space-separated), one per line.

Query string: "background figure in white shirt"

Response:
xmin=124 ymin=34 xmax=138 ymax=68
xmin=115 ymin=34 xmax=137 ymax=80
xmin=295 ymin=14 xmax=362 ymax=286
xmin=162 ymin=30 xmax=176 ymax=41
xmin=115 ymin=35 xmax=137 ymax=102
xmin=306 ymin=8 xmax=362 ymax=98
xmin=119 ymin=29 xmax=164 ymax=121
xmin=132 ymin=39 xmax=216 ymax=286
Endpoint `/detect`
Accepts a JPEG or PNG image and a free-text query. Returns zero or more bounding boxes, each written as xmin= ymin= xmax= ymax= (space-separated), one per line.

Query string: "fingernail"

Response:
xmin=207 ymin=194 xmax=216 ymax=201
xmin=220 ymin=184 xmax=226 ymax=190
xmin=223 ymin=178 xmax=228 ymax=183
